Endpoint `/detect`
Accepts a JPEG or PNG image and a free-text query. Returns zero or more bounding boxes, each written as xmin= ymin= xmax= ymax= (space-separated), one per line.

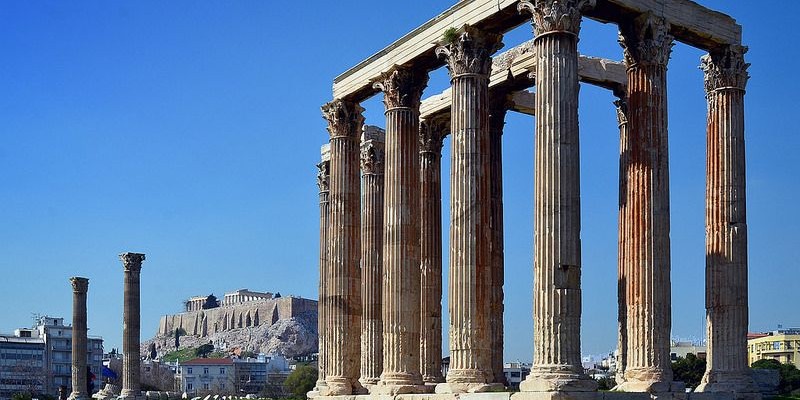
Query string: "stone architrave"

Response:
xmin=313 ymin=145 xmax=331 ymax=395
xmin=419 ymin=116 xmax=447 ymax=385
xmin=321 ymin=99 xmax=364 ymax=396
xmin=518 ymin=0 xmax=597 ymax=392
xmin=68 ymin=277 xmax=90 ymax=400
xmin=435 ymin=24 xmax=503 ymax=394
xmin=614 ymin=92 xmax=630 ymax=387
xmin=695 ymin=45 xmax=757 ymax=396
xmin=617 ymin=13 xmax=677 ymax=393
xmin=119 ymin=252 xmax=145 ymax=400
xmin=371 ymin=66 xmax=429 ymax=395
xmin=488 ymin=95 xmax=507 ymax=386
xmin=360 ymin=126 xmax=386 ymax=387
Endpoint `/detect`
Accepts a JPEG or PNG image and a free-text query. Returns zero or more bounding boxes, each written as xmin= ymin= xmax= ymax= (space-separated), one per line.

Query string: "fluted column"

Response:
xmin=321 ymin=99 xmax=364 ymax=396
xmin=360 ymin=126 xmax=386 ymax=387
xmin=614 ymin=93 xmax=630 ymax=387
xmin=68 ymin=277 xmax=89 ymax=400
xmin=435 ymin=25 xmax=503 ymax=394
xmin=488 ymin=96 xmax=507 ymax=386
xmin=313 ymin=145 xmax=331 ymax=394
xmin=518 ymin=0 xmax=596 ymax=392
xmin=617 ymin=13 xmax=675 ymax=393
xmin=419 ymin=116 xmax=447 ymax=385
xmin=372 ymin=66 xmax=429 ymax=395
xmin=120 ymin=252 xmax=145 ymax=400
xmin=696 ymin=45 xmax=757 ymax=396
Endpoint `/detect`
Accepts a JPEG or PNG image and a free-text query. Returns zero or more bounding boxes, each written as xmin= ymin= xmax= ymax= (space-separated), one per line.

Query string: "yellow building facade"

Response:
xmin=748 ymin=329 xmax=800 ymax=369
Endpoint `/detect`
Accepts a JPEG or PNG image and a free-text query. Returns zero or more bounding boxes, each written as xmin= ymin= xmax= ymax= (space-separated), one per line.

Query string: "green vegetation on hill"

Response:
xmin=161 ymin=347 xmax=197 ymax=363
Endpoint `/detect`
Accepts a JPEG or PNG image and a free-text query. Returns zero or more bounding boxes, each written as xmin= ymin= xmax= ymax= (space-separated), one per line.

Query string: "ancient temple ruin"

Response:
xmin=314 ymin=1 xmax=752 ymax=400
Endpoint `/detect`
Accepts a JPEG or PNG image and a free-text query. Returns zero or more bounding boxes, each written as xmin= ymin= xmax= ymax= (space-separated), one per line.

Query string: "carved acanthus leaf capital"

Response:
xmin=700 ymin=45 xmax=749 ymax=94
xmin=119 ymin=252 xmax=145 ymax=272
xmin=618 ymin=13 xmax=674 ymax=67
xmin=436 ymin=25 xmax=503 ymax=78
xmin=373 ymin=67 xmax=428 ymax=110
xmin=316 ymin=160 xmax=330 ymax=192
xmin=321 ymin=99 xmax=364 ymax=139
xmin=70 ymin=277 xmax=89 ymax=293
xmin=419 ymin=116 xmax=448 ymax=154
xmin=518 ymin=0 xmax=595 ymax=36
xmin=360 ymin=141 xmax=385 ymax=175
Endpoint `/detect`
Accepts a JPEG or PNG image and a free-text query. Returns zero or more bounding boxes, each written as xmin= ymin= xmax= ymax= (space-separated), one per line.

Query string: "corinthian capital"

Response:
xmin=518 ymin=0 xmax=595 ymax=36
xmin=70 ymin=277 xmax=89 ymax=293
xmin=618 ymin=13 xmax=674 ymax=67
xmin=120 ymin=252 xmax=145 ymax=272
xmin=436 ymin=25 xmax=503 ymax=78
xmin=373 ymin=66 xmax=428 ymax=110
xmin=701 ymin=45 xmax=749 ymax=94
xmin=316 ymin=160 xmax=330 ymax=192
xmin=321 ymin=99 xmax=364 ymax=139
xmin=360 ymin=142 xmax=385 ymax=175
xmin=419 ymin=116 xmax=448 ymax=155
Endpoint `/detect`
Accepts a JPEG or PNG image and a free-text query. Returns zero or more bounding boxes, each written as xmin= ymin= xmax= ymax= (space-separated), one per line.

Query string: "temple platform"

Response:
xmin=312 ymin=391 xmax=752 ymax=400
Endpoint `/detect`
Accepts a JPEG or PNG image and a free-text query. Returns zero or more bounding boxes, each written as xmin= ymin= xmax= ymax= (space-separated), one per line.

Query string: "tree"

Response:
xmin=671 ymin=353 xmax=706 ymax=389
xmin=195 ymin=343 xmax=215 ymax=358
xmin=752 ymin=358 xmax=800 ymax=394
xmin=283 ymin=365 xmax=317 ymax=400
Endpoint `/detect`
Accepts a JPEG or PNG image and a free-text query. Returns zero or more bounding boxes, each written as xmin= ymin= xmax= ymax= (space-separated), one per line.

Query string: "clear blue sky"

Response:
xmin=1 ymin=1 xmax=797 ymax=362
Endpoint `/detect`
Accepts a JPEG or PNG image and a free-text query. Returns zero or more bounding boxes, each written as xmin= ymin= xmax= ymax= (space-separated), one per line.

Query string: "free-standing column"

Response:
xmin=360 ymin=126 xmax=386 ymax=387
xmin=435 ymin=25 xmax=502 ymax=393
xmin=314 ymin=145 xmax=331 ymax=394
xmin=120 ymin=252 xmax=145 ymax=400
xmin=518 ymin=0 xmax=596 ymax=392
xmin=321 ymin=99 xmax=364 ymax=396
xmin=614 ymin=93 xmax=630 ymax=387
xmin=373 ymin=66 xmax=428 ymax=395
xmin=488 ymin=96 xmax=507 ymax=385
xmin=617 ymin=13 xmax=675 ymax=393
xmin=68 ymin=277 xmax=89 ymax=400
xmin=419 ymin=116 xmax=447 ymax=385
xmin=696 ymin=45 xmax=756 ymax=395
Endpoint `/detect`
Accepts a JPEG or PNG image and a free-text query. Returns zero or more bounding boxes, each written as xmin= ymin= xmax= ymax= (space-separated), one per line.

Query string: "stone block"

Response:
xmin=511 ymin=391 xmax=601 ymax=400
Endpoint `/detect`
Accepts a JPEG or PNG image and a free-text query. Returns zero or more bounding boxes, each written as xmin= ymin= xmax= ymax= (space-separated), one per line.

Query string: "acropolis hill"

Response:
xmin=144 ymin=289 xmax=318 ymax=358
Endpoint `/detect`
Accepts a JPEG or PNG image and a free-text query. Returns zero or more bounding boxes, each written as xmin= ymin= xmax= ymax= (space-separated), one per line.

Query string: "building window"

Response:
xmin=203 ymin=383 xmax=209 ymax=390
xmin=220 ymin=383 xmax=226 ymax=390
xmin=187 ymin=368 xmax=193 ymax=374
xmin=187 ymin=383 xmax=193 ymax=391
xmin=774 ymin=342 xmax=781 ymax=350
xmin=203 ymin=367 xmax=209 ymax=374
xmin=220 ymin=368 xmax=225 ymax=374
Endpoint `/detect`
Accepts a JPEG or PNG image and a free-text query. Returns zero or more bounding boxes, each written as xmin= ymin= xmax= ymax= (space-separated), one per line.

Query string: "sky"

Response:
xmin=1 ymin=1 xmax=798 ymax=362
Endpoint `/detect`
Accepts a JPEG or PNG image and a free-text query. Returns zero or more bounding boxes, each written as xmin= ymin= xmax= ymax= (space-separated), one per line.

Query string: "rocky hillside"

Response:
xmin=142 ymin=311 xmax=317 ymax=359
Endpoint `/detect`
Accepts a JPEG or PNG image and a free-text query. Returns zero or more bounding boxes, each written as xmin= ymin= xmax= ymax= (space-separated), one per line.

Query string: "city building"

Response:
xmin=670 ymin=340 xmax=707 ymax=360
xmin=176 ymin=358 xmax=234 ymax=395
xmin=36 ymin=316 xmax=104 ymax=394
xmin=0 ymin=329 xmax=46 ymax=400
xmin=0 ymin=317 xmax=103 ymax=400
xmin=234 ymin=354 xmax=289 ymax=395
xmin=502 ymin=362 xmax=531 ymax=389
xmin=748 ymin=328 xmax=800 ymax=368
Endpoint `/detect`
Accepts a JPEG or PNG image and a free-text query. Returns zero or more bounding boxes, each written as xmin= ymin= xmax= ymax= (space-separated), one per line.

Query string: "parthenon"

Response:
xmin=313 ymin=1 xmax=753 ymax=400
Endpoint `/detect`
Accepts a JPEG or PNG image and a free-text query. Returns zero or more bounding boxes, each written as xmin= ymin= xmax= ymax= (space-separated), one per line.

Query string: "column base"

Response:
xmin=613 ymin=380 xmax=684 ymax=394
xmin=370 ymin=383 xmax=432 ymax=395
xmin=325 ymin=377 xmax=368 ymax=396
xmin=67 ymin=394 xmax=90 ymax=400
xmin=520 ymin=370 xmax=597 ymax=392
xmin=436 ymin=382 xmax=505 ymax=394
xmin=117 ymin=390 xmax=144 ymax=400
xmin=695 ymin=371 xmax=759 ymax=399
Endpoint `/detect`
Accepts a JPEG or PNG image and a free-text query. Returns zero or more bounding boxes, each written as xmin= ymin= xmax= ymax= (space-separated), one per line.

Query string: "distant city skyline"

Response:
xmin=1 ymin=1 xmax=798 ymax=362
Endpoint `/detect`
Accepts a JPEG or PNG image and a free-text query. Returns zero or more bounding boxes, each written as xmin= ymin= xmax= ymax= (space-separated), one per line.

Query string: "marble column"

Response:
xmin=372 ymin=66 xmax=429 ymax=395
xmin=518 ymin=0 xmax=596 ymax=392
xmin=488 ymin=96 xmax=507 ymax=386
xmin=614 ymin=92 xmax=630 ymax=387
xmin=360 ymin=126 xmax=386 ymax=387
xmin=435 ymin=25 xmax=503 ymax=394
xmin=313 ymin=145 xmax=331 ymax=394
xmin=321 ymin=99 xmax=364 ymax=396
xmin=695 ymin=45 xmax=757 ymax=396
xmin=120 ymin=252 xmax=145 ymax=400
xmin=419 ymin=116 xmax=447 ymax=385
xmin=68 ymin=277 xmax=89 ymax=400
xmin=617 ymin=13 xmax=676 ymax=393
